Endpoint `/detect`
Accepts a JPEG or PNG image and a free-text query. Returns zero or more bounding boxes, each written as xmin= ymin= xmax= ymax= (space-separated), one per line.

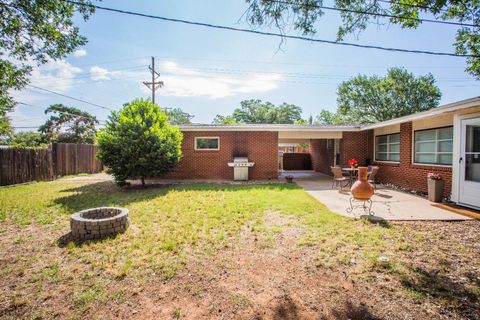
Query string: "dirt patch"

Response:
xmin=1 ymin=217 xmax=479 ymax=319
xmin=85 ymin=214 xmax=477 ymax=320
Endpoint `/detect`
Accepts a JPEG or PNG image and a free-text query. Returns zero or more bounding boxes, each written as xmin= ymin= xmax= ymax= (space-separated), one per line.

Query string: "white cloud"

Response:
xmin=89 ymin=66 xmax=123 ymax=81
xmin=156 ymin=62 xmax=282 ymax=99
xmin=73 ymin=49 xmax=87 ymax=57
xmin=10 ymin=59 xmax=83 ymax=104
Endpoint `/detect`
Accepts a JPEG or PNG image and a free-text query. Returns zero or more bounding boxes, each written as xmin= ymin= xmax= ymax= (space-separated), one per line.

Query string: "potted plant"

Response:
xmin=347 ymin=158 xmax=359 ymax=169
xmin=427 ymin=173 xmax=444 ymax=203
xmin=285 ymin=175 xmax=294 ymax=183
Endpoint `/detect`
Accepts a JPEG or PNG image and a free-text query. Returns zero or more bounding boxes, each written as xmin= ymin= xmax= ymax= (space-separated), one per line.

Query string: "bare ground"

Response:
xmin=83 ymin=216 xmax=480 ymax=320
xmin=1 ymin=214 xmax=479 ymax=320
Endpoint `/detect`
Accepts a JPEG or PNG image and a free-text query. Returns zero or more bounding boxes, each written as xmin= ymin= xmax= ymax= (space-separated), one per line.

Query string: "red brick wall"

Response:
xmin=160 ymin=131 xmax=279 ymax=180
xmin=310 ymin=139 xmax=335 ymax=175
xmin=341 ymin=130 xmax=374 ymax=166
xmin=371 ymin=122 xmax=452 ymax=197
xmin=282 ymin=153 xmax=312 ymax=170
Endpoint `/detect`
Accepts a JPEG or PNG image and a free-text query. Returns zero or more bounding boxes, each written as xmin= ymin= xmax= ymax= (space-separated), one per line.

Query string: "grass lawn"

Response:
xmin=0 ymin=179 xmax=479 ymax=319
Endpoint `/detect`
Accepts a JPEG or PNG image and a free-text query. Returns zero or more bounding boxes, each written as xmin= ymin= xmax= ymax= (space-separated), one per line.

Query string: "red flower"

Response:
xmin=347 ymin=158 xmax=358 ymax=166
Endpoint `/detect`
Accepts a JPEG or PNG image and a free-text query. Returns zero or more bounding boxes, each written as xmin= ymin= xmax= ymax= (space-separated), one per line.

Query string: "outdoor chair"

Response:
xmin=331 ymin=166 xmax=349 ymax=190
xmin=368 ymin=166 xmax=380 ymax=190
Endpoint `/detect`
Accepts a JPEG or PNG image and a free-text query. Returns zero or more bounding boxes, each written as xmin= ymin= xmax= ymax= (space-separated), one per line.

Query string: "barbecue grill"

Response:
xmin=227 ymin=157 xmax=255 ymax=181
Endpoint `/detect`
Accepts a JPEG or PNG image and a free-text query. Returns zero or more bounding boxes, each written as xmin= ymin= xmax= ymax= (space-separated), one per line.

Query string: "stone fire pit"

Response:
xmin=70 ymin=207 xmax=129 ymax=241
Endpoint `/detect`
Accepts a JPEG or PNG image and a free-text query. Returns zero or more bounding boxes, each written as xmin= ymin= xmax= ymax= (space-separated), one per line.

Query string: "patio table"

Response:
xmin=342 ymin=167 xmax=358 ymax=187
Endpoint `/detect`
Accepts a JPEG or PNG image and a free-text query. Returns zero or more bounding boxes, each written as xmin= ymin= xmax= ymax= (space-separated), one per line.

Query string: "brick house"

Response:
xmin=163 ymin=97 xmax=480 ymax=210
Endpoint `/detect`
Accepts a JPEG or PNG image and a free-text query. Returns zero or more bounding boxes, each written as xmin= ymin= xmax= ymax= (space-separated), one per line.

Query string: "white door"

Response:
xmin=459 ymin=117 xmax=480 ymax=209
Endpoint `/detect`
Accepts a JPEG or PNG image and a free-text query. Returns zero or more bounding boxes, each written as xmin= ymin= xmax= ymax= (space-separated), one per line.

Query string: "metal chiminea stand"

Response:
xmin=346 ymin=198 xmax=374 ymax=215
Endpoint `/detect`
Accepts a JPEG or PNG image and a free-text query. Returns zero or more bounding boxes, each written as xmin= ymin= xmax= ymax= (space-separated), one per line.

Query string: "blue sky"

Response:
xmin=11 ymin=0 xmax=479 ymax=129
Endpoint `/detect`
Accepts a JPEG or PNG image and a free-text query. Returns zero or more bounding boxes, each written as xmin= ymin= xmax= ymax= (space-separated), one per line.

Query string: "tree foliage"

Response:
xmin=245 ymin=0 xmax=480 ymax=78
xmin=335 ymin=68 xmax=441 ymax=124
xmin=96 ymin=99 xmax=183 ymax=186
xmin=167 ymin=108 xmax=194 ymax=124
xmin=313 ymin=109 xmax=345 ymax=125
xmin=39 ymin=104 xmax=98 ymax=144
xmin=214 ymin=99 xmax=303 ymax=124
xmin=5 ymin=131 xmax=46 ymax=148
xmin=0 ymin=0 xmax=95 ymax=134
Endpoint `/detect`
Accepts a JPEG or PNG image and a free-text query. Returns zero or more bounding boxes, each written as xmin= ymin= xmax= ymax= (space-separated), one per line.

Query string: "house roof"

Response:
xmin=179 ymin=123 xmax=360 ymax=132
xmin=361 ymin=96 xmax=480 ymax=130
xmin=178 ymin=96 xmax=480 ymax=132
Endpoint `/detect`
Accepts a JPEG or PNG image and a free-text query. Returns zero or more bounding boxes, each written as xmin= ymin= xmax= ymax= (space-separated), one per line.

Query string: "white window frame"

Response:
xmin=413 ymin=126 xmax=453 ymax=167
xmin=194 ymin=136 xmax=220 ymax=151
xmin=374 ymin=133 xmax=400 ymax=163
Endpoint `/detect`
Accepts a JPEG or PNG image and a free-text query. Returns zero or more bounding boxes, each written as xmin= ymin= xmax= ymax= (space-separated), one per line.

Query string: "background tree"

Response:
xmin=313 ymin=109 xmax=345 ymax=125
xmin=214 ymin=99 xmax=303 ymax=124
xmin=167 ymin=108 xmax=194 ymax=124
xmin=212 ymin=115 xmax=239 ymax=124
xmin=97 ymin=99 xmax=183 ymax=186
xmin=39 ymin=104 xmax=98 ymax=144
xmin=5 ymin=131 xmax=46 ymax=148
xmin=0 ymin=0 xmax=95 ymax=135
xmin=336 ymin=68 xmax=441 ymax=124
xmin=245 ymin=0 xmax=480 ymax=78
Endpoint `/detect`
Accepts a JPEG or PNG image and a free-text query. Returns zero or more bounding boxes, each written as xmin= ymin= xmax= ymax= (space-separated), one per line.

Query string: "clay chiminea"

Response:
xmin=351 ymin=167 xmax=374 ymax=200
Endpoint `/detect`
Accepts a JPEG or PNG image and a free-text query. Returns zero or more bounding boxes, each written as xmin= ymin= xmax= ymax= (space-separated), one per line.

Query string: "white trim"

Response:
xmin=452 ymin=111 xmax=480 ymax=204
xmin=411 ymin=162 xmax=452 ymax=168
xmin=194 ymin=136 xmax=220 ymax=151
xmin=374 ymin=160 xmax=400 ymax=165
xmin=180 ymin=124 xmax=360 ymax=132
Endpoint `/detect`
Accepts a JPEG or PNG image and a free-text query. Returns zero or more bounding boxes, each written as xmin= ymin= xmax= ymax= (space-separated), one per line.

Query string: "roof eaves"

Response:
xmin=360 ymin=96 xmax=480 ymax=131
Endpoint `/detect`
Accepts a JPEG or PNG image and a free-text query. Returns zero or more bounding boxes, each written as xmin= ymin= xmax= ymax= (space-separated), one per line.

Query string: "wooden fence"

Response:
xmin=0 ymin=143 xmax=103 ymax=186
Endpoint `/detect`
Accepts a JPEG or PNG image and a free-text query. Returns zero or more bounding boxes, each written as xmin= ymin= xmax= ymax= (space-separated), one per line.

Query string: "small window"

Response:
xmin=414 ymin=127 xmax=453 ymax=165
xmin=195 ymin=137 xmax=219 ymax=150
xmin=375 ymin=133 xmax=400 ymax=162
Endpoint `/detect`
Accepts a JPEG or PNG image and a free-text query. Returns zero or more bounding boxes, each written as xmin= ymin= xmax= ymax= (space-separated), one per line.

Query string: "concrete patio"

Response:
xmin=281 ymin=171 xmax=471 ymax=221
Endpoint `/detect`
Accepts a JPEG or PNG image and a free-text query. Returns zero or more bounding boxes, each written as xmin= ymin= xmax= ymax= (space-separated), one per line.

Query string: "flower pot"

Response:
xmin=285 ymin=177 xmax=294 ymax=183
xmin=428 ymin=179 xmax=444 ymax=203
xmin=351 ymin=167 xmax=374 ymax=200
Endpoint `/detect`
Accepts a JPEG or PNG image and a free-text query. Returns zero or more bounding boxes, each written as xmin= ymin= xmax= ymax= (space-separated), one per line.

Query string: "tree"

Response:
xmin=313 ymin=109 xmax=345 ymax=125
xmin=336 ymin=68 xmax=441 ymax=124
xmin=245 ymin=0 xmax=480 ymax=78
xmin=167 ymin=108 xmax=194 ymax=124
xmin=212 ymin=115 xmax=239 ymax=124
xmin=214 ymin=99 xmax=303 ymax=124
xmin=0 ymin=0 xmax=95 ymax=135
xmin=96 ymin=99 xmax=183 ymax=186
xmin=6 ymin=131 xmax=46 ymax=148
xmin=39 ymin=104 xmax=98 ymax=143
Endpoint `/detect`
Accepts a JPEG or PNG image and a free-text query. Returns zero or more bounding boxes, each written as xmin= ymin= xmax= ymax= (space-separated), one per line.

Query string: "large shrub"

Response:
xmin=97 ymin=99 xmax=183 ymax=186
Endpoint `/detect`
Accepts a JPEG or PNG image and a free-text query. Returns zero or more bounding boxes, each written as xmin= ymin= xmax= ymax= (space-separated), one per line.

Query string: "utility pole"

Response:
xmin=143 ymin=56 xmax=164 ymax=105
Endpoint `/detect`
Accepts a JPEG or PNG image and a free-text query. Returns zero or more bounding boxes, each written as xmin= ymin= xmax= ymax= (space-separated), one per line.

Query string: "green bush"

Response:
xmin=97 ymin=99 xmax=183 ymax=185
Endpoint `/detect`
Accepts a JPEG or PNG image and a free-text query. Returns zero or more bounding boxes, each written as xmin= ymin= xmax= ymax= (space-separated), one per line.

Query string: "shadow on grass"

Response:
xmin=330 ymin=300 xmax=380 ymax=320
xmin=360 ymin=215 xmax=391 ymax=228
xmin=53 ymin=180 xmax=301 ymax=213
xmin=255 ymin=297 xmax=379 ymax=320
xmin=57 ymin=230 xmax=126 ymax=248
xmin=399 ymin=267 xmax=480 ymax=319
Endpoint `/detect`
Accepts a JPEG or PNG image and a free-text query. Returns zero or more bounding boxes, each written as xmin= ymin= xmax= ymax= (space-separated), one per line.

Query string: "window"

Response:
xmin=414 ymin=127 xmax=453 ymax=165
xmin=375 ymin=133 xmax=400 ymax=162
xmin=195 ymin=137 xmax=219 ymax=150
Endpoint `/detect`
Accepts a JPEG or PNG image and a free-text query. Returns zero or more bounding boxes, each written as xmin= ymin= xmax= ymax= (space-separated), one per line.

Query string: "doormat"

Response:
xmin=432 ymin=203 xmax=480 ymax=220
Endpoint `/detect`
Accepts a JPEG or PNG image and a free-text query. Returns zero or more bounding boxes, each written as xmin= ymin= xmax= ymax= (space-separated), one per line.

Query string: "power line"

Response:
xmin=64 ymin=0 xmax=480 ymax=58
xmin=270 ymin=0 xmax=478 ymax=27
xmin=27 ymin=85 xmax=114 ymax=111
